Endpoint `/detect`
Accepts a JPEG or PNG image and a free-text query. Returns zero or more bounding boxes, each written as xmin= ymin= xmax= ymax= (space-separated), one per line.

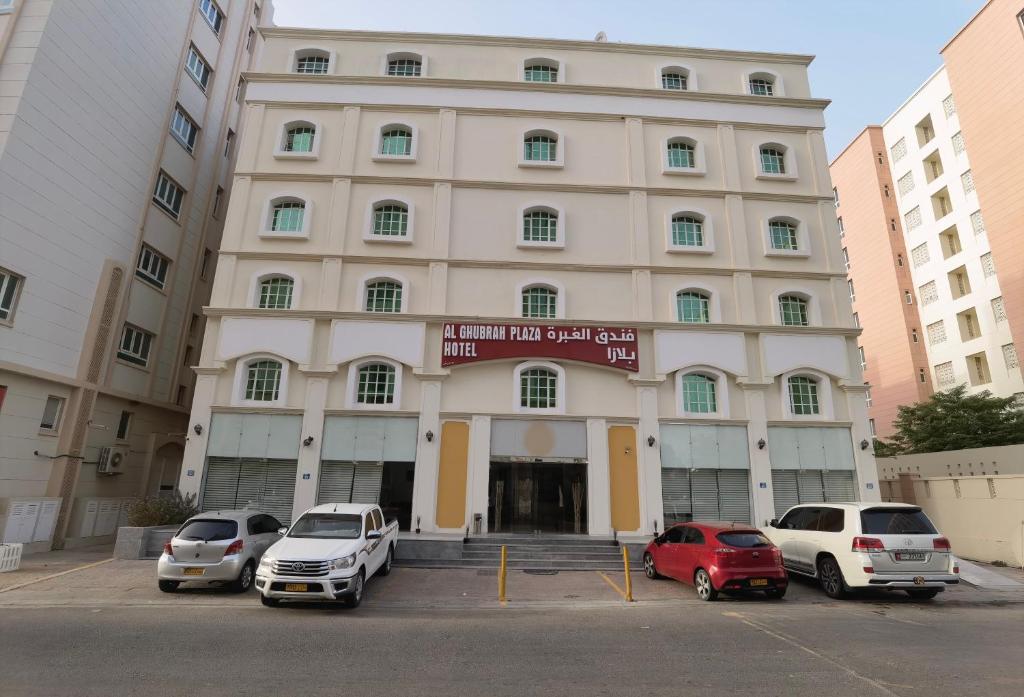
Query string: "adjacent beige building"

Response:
xmin=0 ymin=0 xmax=269 ymax=549
xmin=177 ymin=27 xmax=877 ymax=539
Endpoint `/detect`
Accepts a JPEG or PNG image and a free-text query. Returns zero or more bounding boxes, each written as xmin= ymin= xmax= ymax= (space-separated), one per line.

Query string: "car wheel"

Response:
xmin=378 ymin=546 xmax=394 ymax=577
xmin=158 ymin=580 xmax=179 ymax=593
xmin=906 ymin=588 xmax=940 ymax=601
xmin=817 ymin=556 xmax=847 ymax=599
xmin=230 ymin=560 xmax=255 ymax=593
xmin=765 ymin=587 xmax=786 ymax=600
xmin=694 ymin=568 xmax=718 ymax=602
xmin=260 ymin=594 xmax=280 ymax=608
xmin=643 ymin=553 xmax=661 ymax=580
xmin=343 ymin=570 xmax=365 ymax=608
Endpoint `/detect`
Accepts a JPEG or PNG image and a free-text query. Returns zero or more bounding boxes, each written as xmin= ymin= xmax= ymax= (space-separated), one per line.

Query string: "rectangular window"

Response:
xmin=848 ymin=279 xmax=856 ymax=302
xmin=942 ymin=94 xmax=956 ymax=118
xmin=200 ymin=248 xmax=212 ymax=280
xmin=116 ymin=410 xmax=132 ymax=440
xmin=832 ymin=187 xmax=839 ymax=206
xmin=952 ymin=131 xmax=966 ymax=155
xmin=981 ymin=252 xmax=996 ymax=278
xmin=868 ymin=418 xmax=876 ymax=437
xmin=837 ymin=216 xmax=844 ymax=236
xmin=246 ymin=28 xmax=255 ymax=53
xmin=935 ymin=362 xmax=955 ymax=387
xmin=992 ymin=296 xmax=1007 ymax=323
xmin=357 ymin=365 xmax=396 ymax=404
xmin=0 ymin=266 xmax=24 ymax=323
xmin=189 ymin=313 xmax=201 ymax=336
xmin=927 ymin=321 xmax=947 ymax=345
xmin=904 ymin=206 xmax=922 ymax=231
xmin=897 ymin=171 xmax=914 ymax=196
xmin=39 ymin=396 xmax=64 ymax=432
xmin=904 ymin=290 xmax=913 ymax=304
xmin=520 ymin=369 xmax=557 ymax=409
xmin=185 ymin=45 xmax=212 ymax=91
xmin=911 ymin=242 xmax=930 ymax=267
xmin=852 ymin=312 xmax=860 ymax=328
xmin=1004 ymin=344 xmax=1019 ymax=371
xmin=117 ymin=324 xmax=155 ymax=367
xmin=198 ymin=0 xmax=223 ymax=35
xmin=135 ymin=244 xmax=170 ymax=289
xmin=865 ymin=388 xmax=873 ymax=407
xmin=961 ymin=170 xmax=975 ymax=194
xmin=152 ymin=171 xmax=185 ymax=219
xmin=170 ymin=105 xmax=199 ymax=153
xmin=212 ymin=186 xmax=224 ymax=218
xmin=842 ymin=247 xmax=850 ymax=270
xmin=177 ymin=385 xmax=188 ymax=406
xmin=858 ymin=346 xmax=866 ymax=370
xmin=970 ymin=210 xmax=985 ymax=236
xmin=919 ymin=280 xmax=938 ymax=306
xmin=224 ymin=129 xmax=235 ymax=158
xmin=890 ymin=138 xmax=907 ymax=162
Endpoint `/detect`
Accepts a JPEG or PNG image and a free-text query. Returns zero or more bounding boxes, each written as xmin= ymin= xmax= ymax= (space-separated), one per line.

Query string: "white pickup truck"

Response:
xmin=255 ymin=503 xmax=398 ymax=608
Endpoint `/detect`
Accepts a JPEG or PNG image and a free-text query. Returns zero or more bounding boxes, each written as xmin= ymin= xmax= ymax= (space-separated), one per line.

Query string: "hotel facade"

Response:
xmin=177 ymin=27 xmax=878 ymax=539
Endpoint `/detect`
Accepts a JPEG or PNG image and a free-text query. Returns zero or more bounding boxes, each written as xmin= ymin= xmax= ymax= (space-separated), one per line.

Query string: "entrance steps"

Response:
xmin=396 ymin=534 xmax=629 ymax=571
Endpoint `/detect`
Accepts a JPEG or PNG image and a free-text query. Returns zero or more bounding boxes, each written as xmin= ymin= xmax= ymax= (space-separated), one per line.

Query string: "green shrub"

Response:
xmin=127 ymin=491 xmax=198 ymax=527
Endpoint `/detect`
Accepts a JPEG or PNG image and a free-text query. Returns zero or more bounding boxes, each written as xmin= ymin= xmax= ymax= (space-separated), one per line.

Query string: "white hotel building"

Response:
xmin=178 ymin=27 xmax=878 ymax=539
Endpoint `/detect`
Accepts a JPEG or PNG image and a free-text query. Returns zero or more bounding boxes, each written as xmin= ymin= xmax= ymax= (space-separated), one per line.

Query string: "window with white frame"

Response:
xmin=848 ymin=279 xmax=856 ymax=302
xmin=170 ymin=105 xmax=199 ymax=153
xmin=283 ymin=123 xmax=316 ymax=153
xmin=257 ymin=276 xmax=294 ymax=309
xmin=519 ymin=366 xmax=558 ymax=409
xmin=295 ymin=50 xmax=330 ymax=74
xmin=919 ymin=280 xmax=938 ymax=305
xmin=523 ymin=132 xmax=557 ymax=162
xmin=852 ymin=312 xmax=860 ymax=328
xmin=1003 ymin=344 xmax=1019 ymax=371
xmin=768 ymin=218 xmax=798 ymax=251
xmin=759 ymin=146 xmax=786 ymax=174
xmin=911 ymin=242 xmax=930 ymax=268
xmin=661 ymin=68 xmax=688 ymax=90
xmin=748 ymin=75 xmax=775 ymax=96
xmin=0 ymin=0 xmax=15 ymax=14
xmin=904 ymin=290 xmax=914 ymax=304
xmin=928 ymin=320 xmax=946 ymax=345
xmin=524 ymin=60 xmax=558 ymax=82
xmin=670 ymin=214 xmax=705 ymax=248
xmin=364 ymin=279 xmax=403 ymax=313
xmin=897 ymin=171 xmax=914 ymax=196
xmin=981 ymin=252 xmax=996 ymax=278
xmin=153 ymin=171 xmax=184 ymax=219
xmin=666 ymin=139 xmax=696 ymax=169
xmin=866 ymin=390 xmax=873 ymax=409
xmin=778 ymin=294 xmax=809 ymax=326
xmin=935 ymin=361 xmax=955 ymax=387
xmin=185 ymin=45 xmax=212 ymax=91
xmin=522 ymin=207 xmax=559 ymax=244
xmin=245 ymin=359 xmax=282 ymax=401
xmin=677 ymin=291 xmax=710 ymax=324
xmin=681 ymin=373 xmax=717 ymax=413
xmin=0 ymin=266 xmax=25 ymax=323
xmin=270 ymin=199 xmax=305 ymax=233
xmin=868 ymin=418 xmax=875 ymax=435
xmin=117 ymin=324 xmax=154 ymax=367
xmin=837 ymin=216 xmax=844 ymax=236
xmin=842 ymin=248 xmax=850 ymax=270
xmin=890 ymin=138 xmax=907 ymax=162
xmin=356 ymin=363 xmax=397 ymax=405
xmin=904 ymin=206 xmax=922 ymax=231
xmin=521 ymin=285 xmax=557 ymax=319
xmin=135 ymin=244 xmax=170 ymax=289
xmin=858 ymin=346 xmax=866 ymax=370
xmin=961 ymin=170 xmax=975 ymax=194
xmin=386 ymin=55 xmax=422 ymax=77
xmin=39 ymin=396 xmax=64 ymax=432
xmin=198 ymin=0 xmax=223 ymax=35
xmin=970 ymin=210 xmax=985 ymax=236
xmin=116 ymin=410 xmax=132 ymax=440
xmin=787 ymin=376 xmax=820 ymax=416
xmin=952 ymin=131 xmax=966 ymax=155
xmin=993 ymin=296 xmax=1007 ymax=323
xmin=379 ymin=126 xmax=413 ymax=156
xmin=371 ymin=202 xmax=409 ymax=238
xmin=942 ymin=94 xmax=956 ymax=118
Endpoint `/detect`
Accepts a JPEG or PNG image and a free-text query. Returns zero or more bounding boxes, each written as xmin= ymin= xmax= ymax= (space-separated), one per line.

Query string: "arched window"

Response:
xmin=283 ymin=123 xmax=315 ymax=153
xmin=677 ymin=291 xmax=710 ymax=324
xmin=524 ymin=58 xmax=559 ymax=83
xmin=386 ymin=53 xmax=422 ymax=76
xmin=769 ymin=218 xmax=798 ymax=250
xmin=760 ymin=146 xmax=786 ymax=175
xmin=778 ymin=294 xmax=809 ymax=326
xmin=666 ymin=140 xmax=696 ymax=169
xmin=520 ymin=366 xmax=558 ymax=409
xmin=671 ymin=214 xmax=704 ymax=248
xmin=364 ymin=279 xmax=403 ymax=313
xmin=257 ymin=276 xmax=294 ymax=309
xmin=244 ymin=359 xmax=282 ymax=402
xmin=379 ymin=126 xmax=413 ymax=156
xmin=749 ymin=74 xmax=775 ymax=96
xmin=661 ymin=68 xmax=689 ymax=90
xmin=294 ymin=49 xmax=330 ymax=74
xmin=371 ymin=202 xmax=409 ymax=238
xmin=681 ymin=373 xmax=717 ymax=413
xmin=787 ymin=376 xmax=819 ymax=416
xmin=270 ymin=199 xmax=305 ymax=233
xmin=523 ymin=132 xmax=557 ymax=162
xmin=521 ymin=285 xmax=557 ymax=319
xmin=523 ymin=207 xmax=558 ymax=244
xmin=356 ymin=362 xmax=397 ymax=405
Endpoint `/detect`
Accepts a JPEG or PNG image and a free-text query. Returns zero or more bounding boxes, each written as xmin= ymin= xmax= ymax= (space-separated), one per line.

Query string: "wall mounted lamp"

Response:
xmin=860 ymin=439 xmax=870 ymax=450
xmin=193 ymin=424 xmax=203 ymax=436
xmin=647 ymin=435 xmax=656 ymax=447
xmin=425 ymin=430 xmax=434 ymax=442
xmin=757 ymin=438 xmax=766 ymax=450
xmin=303 ymin=436 xmax=315 ymax=447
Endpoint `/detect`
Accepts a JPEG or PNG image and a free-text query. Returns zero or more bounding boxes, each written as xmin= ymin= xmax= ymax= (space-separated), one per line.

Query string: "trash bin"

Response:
xmin=472 ymin=513 xmax=483 ymax=536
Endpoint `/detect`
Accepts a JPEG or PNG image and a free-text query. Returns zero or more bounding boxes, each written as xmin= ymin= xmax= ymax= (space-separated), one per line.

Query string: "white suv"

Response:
xmin=764 ymin=502 xmax=959 ymax=600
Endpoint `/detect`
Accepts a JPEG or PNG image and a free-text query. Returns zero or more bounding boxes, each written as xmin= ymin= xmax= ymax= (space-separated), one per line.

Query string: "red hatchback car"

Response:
xmin=643 ymin=522 xmax=788 ymax=601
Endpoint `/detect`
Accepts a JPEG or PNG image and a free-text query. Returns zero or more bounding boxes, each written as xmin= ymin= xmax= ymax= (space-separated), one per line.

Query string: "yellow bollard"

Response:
xmin=498 ymin=544 xmax=507 ymax=602
xmin=622 ymin=546 xmax=634 ymax=602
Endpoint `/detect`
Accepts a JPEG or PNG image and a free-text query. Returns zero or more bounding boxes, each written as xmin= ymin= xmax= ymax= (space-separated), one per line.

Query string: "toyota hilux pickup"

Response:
xmin=256 ymin=503 xmax=398 ymax=608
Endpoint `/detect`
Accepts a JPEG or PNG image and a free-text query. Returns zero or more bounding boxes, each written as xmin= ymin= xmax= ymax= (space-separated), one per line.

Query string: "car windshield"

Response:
xmin=177 ymin=519 xmax=238 ymax=542
xmin=287 ymin=513 xmax=362 ymax=539
xmin=860 ymin=508 xmax=937 ymax=535
xmin=716 ymin=532 xmax=771 ymax=548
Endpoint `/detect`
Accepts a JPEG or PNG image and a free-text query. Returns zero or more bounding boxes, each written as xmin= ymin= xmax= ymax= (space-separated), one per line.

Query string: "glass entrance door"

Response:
xmin=488 ymin=462 xmax=587 ymax=534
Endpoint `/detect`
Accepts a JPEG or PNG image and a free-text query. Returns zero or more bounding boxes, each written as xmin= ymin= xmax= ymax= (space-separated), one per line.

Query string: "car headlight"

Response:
xmin=259 ymin=556 xmax=275 ymax=569
xmin=328 ymin=554 xmax=356 ymax=571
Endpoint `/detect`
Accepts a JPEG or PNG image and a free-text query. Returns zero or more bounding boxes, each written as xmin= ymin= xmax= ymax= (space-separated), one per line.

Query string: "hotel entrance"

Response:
xmin=488 ymin=462 xmax=587 ymax=534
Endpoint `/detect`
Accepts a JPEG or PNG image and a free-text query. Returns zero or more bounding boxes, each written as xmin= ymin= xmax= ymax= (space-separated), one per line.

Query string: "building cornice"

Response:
xmin=232 ymin=171 xmax=834 ymax=204
xmin=243 ymin=73 xmax=829 ymax=111
xmin=202 ymin=307 xmax=861 ymax=337
xmin=766 ymin=420 xmax=854 ymax=428
xmin=259 ymin=27 xmax=816 ymax=66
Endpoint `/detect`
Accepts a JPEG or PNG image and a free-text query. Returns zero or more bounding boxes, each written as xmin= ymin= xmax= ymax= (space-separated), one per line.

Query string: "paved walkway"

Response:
xmin=0 ymin=544 xmax=113 ymax=592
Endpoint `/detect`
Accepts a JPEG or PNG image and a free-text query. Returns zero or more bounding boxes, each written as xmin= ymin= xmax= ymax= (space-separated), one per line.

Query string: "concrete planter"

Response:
xmin=114 ymin=525 xmax=179 ymax=560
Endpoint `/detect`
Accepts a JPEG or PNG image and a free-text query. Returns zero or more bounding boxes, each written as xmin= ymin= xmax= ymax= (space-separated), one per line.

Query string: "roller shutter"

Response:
xmin=201 ymin=458 xmax=242 ymax=513
xmin=351 ymin=462 xmax=384 ymax=503
xmin=717 ymin=470 xmax=751 ymax=523
xmin=797 ymin=470 xmax=825 ymax=504
xmin=317 ymin=462 xmax=355 ymax=504
xmin=661 ymin=469 xmax=691 ymax=525
xmin=770 ymin=469 xmax=858 ymax=517
xmin=771 ymin=470 xmax=800 ymax=517
xmin=661 ymin=469 xmax=751 ymax=525
xmin=822 ymin=470 xmax=856 ymax=501
xmin=199 ymin=458 xmax=298 ymax=523
xmin=690 ymin=471 xmax=720 ymax=521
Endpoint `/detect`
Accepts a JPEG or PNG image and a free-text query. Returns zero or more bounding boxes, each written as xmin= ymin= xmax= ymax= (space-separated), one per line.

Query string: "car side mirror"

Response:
xmin=277 ymin=527 xmax=288 ymax=535
xmin=366 ymin=530 xmax=382 ymax=540
xmin=654 ymin=534 xmax=665 ymax=545
xmin=768 ymin=519 xmax=779 ymax=528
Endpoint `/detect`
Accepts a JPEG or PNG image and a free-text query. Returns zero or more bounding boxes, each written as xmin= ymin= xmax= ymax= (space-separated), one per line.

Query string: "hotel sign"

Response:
xmin=442 ymin=323 xmax=639 ymax=371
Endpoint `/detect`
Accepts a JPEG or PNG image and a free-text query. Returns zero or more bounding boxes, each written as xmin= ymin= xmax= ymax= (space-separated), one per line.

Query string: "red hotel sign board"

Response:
xmin=442 ymin=323 xmax=639 ymax=372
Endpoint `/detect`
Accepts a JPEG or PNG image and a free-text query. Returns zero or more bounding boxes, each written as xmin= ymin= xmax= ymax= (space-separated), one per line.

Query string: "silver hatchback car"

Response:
xmin=158 ymin=510 xmax=283 ymax=593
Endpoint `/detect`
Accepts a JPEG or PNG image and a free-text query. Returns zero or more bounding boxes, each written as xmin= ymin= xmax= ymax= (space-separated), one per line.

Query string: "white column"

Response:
xmin=177 ymin=371 xmax=220 ymax=499
xmin=841 ymin=382 xmax=881 ymax=502
xmin=740 ymin=380 xmax=775 ymax=525
xmin=410 ymin=375 xmax=443 ymax=533
xmin=635 ymin=381 xmax=663 ymax=536
xmin=291 ymin=373 xmax=330 ymax=518
xmin=585 ymin=418 xmax=611 ymax=536
xmin=466 ymin=415 xmax=491 ymax=534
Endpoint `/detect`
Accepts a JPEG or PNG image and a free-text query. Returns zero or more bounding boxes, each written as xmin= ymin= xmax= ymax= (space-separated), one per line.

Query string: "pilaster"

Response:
xmin=338 ymin=106 xmax=361 ymax=173
xmin=410 ymin=374 xmax=444 ymax=533
xmin=634 ymin=381 xmax=664 ymax=535
xmin=585 ymin=418 xmax=612 ymax=536
xmin=291 ymin=373 xmax=331 ymax=517
xmin=466 ymin=414 xmax=491 ymax=534
xmin=625 ymin=117 xmax=646 ymax=187
xmin=218 ymin=176 xmax=250 ymax=250
xmin=840 ymin=382 xmax=881 ymax=502
xmin=326 ymin=177 xmax=351 ymax=252
xmin=177 ymin=371 xmax=220 ymax=500
xmin=738 ymin=379 xmax=775 ymax=525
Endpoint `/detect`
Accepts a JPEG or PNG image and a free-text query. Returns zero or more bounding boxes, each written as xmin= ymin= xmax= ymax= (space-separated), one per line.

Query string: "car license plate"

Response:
xmin=284 ymin=583 xmax=308 ymax=592
xmin=749 ymin=578 xmax=768 ymax=587
xmin=896 ymin=552 xmax=927 ymax=562
xmin=183 ymin=567 xmax=204 ymax=576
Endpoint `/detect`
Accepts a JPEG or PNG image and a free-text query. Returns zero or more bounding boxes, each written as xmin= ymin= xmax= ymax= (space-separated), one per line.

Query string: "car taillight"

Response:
xmin=851 ymin=536 xmax=885 ymax=552
xmin=771 ymin=547 xmax=782 ymax=562
xmin=163 ymin=542 xmax=173 ymax=556
xmin=933 ymin=537 xmax=951 ymax=551
xmin=224 ymin=539 xmax=243 ymax=556
xmin=863 ymin=566 xmax=874 ymax=573
xmin=953 ymin=565 xmax=960 ymax=574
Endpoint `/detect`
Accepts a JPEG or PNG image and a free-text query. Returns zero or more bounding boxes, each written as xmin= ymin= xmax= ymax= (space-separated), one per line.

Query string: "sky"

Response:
xmin=270 ymin=0 xmax=986 ymax=158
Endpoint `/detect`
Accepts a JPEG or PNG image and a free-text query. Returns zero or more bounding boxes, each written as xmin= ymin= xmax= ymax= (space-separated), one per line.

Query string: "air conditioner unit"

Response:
xmin=97 ymin=446 xmax=129 ymax=474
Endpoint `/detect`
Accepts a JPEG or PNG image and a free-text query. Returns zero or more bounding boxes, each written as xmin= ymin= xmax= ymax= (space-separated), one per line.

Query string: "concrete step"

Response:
xmin=462 ymin=544 xmax=623 ymax=554
xmin=465 ymin=536 xmax=617 ymax=547
xmin=394 ymin=558 xmax=629 ymax=571
xmin=462 ymin=550 xmax=624 ymax=561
